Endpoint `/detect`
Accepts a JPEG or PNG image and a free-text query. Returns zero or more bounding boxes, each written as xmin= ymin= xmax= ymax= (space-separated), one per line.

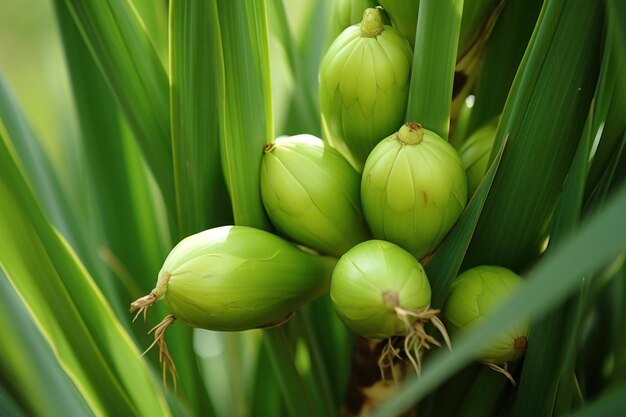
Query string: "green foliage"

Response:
xmin=0 ymin=0 xmax=625 ymax=416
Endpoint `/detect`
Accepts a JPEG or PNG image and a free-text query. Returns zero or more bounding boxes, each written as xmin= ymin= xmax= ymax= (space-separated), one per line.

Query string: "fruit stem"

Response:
xmin=397 ymin=122 xmax=424 ymax=145
xmin=360 ymin=8 xmax=384 ymax=37
xmin=263 ymin=142 xmax=276 ymax=153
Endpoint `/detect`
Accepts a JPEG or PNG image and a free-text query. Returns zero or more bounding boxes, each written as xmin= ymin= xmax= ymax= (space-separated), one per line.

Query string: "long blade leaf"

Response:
xmin=0 ymin=131 xmax=171 ymax=417
xmin=0 ymin=270 xmax=94 ymax=417
xmin=464 ymin=0 xmax=603 ymax=269
xmin=217 ymin=0 xmax=271 ymax=229
xmin=61 ymin=0 xmax=175 ymax=217
xmin=406 ymin=0 xmax=463 ymax=139
xmin=170 ymin=0 xmax=231 ymax=237
xmin=373 ymin=180 xmax=626 ymax=416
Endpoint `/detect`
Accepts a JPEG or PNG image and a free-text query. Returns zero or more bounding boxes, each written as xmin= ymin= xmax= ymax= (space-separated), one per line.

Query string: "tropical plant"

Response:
xmin=1 ymin=0 xmax=625 ymax=416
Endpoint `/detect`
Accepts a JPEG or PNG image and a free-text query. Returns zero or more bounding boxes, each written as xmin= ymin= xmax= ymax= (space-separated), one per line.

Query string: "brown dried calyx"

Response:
xmin=514 ymin=335 xmax=528 ymax=350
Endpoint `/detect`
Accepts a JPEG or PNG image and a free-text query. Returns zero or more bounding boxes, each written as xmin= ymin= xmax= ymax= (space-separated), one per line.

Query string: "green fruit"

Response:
xmin=361 ymin=122 xmax=468 ymax=260
xmin=133 ymin=226 xmax=336 ymax=331
xmin=320 ymin=8 xmax=413 ymax=172
xmin=459 ymin=123 xmax=496 ymax=195
xmin=443 ymin=265 xmax=529 ymax=364
xmin=330 ymin=240 xmax=432 ymax=339
xmin=260 ymin=134 xmax=370 ymax=257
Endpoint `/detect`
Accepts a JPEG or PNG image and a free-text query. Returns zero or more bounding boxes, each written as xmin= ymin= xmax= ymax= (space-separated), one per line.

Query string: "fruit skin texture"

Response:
xmin=330 ymin=240 xmax=431 ymax=339
xmin=361 ymin=123 xmax=468 ymax=260
xmin=320 ymin=8 xmax=413 ymax=172
xmin=443 ymin=265 xmax=529 ymax=364
xmin=261 ymin=134 xmax=370 ymax=257
xmin=460 ymin=123 xmax=496 ymax=195
xmin=153 ymin=225 xmax=336 ymax=331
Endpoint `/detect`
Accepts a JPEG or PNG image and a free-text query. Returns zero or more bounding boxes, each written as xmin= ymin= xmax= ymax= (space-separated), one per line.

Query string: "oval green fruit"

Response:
xmin=361 ymin=123 xmax=468 ymax=260
xmin=260 ymin=134 xmax=370 ymax=257
xmin=320 ymin=7 xmax=413 ymax=172
xmin=330 ymin=240 xmax=432 ymax=339
xmin=134 ymin=225 xmax=336 ymax=331
xmin=443 ymin=265 xmax=529 ymax=365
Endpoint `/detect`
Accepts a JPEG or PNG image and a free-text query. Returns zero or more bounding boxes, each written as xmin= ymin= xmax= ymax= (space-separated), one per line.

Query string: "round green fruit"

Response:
xmin=330 ymin=239 xmax=432 ymax=340
xmin=361 ymin=122 xmax=468 ymax=260
xmin=443 ymin=265 xmax=529 ymax=365
xmin=260 ymin=134 xmax=370 ymax=257
xmin=320 ymin=8 xmax=412 ymax=172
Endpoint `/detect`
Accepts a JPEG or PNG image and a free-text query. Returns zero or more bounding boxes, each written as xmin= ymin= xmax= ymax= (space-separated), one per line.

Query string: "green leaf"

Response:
xmin=514 ymin=16 xmax=618 ymax=416
xmin=294 ymin=309 xmax=338 ymax=417
xmin=267 ymin=0 xmax=320 ymax=136
xmin=217 ymin=0 xmax=272 ymax=229
xmin=53 ymin=0 xmax=168 ymax=303
xmin=0 ymin=131 xmax=171 ymax=416
xmin=418 ymin=364 xmax=480 ymax=417
xmin=372 ymin=180 xmax=626 ymax=417
xmin=607 ymin=0 xmax=626 ymax=67
xmin=0 ymin=270 xmax=94 ymax=417
xmin=0 ymin=386 xmax=28 ymax=417
xmin=457 ymin=0 xmax=504 ymax=59
xmin=0 ymin=74 xmax=82 ymax=258
xmin=0 ymin=68 xmax=137 ymax=322
xmin=130 ymin=0 xmax=168 ymax=65
xmin=585 ymin=11 xmax=626 ymax=199
xmin=426 ymin=135 xmax=508 ymax=307
xmin=454 ymin=363 xmax=518 ymax=417
xmin=54 ymin=7 xmax=213 ymax=414
xmin=406 ymin=0 xmax=463 ymax=139
xmin=466 ymin=0 xmax=543 ymax=135
xmin=464 ymin=0 xmax=603 ymax=270
xmin=263 ymin=327 xmax=320 ymax=417
xmin=308 ymin=295 xmax=352 ymax=406
xmin=169 ymin=0 xmax=231 ymax=237
xmin=250 ymin=340 xmax=284 ymax=417
xmin=562 ymin=385 xmax=626 ymax=417
xmin=609 ymin=261 xmax=626 ymax=387
xmin=61 ymin=0 xmax=175 ymax=218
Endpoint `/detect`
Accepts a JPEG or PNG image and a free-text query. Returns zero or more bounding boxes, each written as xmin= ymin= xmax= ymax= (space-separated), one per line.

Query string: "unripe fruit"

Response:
xmin=330 ymin=240 xmax=449 ymax=374
xmin=131 ymin=226 xmax=337 ymax=386
xmin=330 ymin=240 xmax=431 ymax=339
xmin=134 ymin=225 xmax=336 ymax=331
xmin=260 ymin=134 xmax=370 ymax=257
xmin=460 ymin=123 xmax=496 ymax=195
xmin=361 ymin=123 xmax=467 ymax=260
xmin=320 ymin=8 xmax=412 ymax=172
xmin=443 ymin=265 xmax=529 ymax=383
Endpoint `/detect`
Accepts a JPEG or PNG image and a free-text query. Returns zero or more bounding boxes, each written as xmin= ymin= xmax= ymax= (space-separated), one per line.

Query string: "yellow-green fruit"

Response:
xmin=460 ymin=124 xmax=496 ymax=195
xmin=151 ymin=226 xmax=336 ymax=331
xmin=320 ymin=7 xmax=413 ymax=172
xmin=443 ymin=265 xmax=529 ymax=364
xmin=361 ymin=123 xmax=468 ymax=260
xmin=330 ymin=240 xmax=431 ymax=339
xmin=261 ymin=134 xmax=370 ymax=257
